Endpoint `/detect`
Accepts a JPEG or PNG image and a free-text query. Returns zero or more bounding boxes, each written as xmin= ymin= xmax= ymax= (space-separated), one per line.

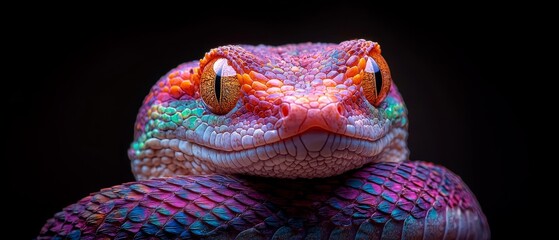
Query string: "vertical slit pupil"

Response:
xmin=214 ymin=66 xmax=222 ymax=102
xmin=371 ymin=58 xmax=383 ymax=95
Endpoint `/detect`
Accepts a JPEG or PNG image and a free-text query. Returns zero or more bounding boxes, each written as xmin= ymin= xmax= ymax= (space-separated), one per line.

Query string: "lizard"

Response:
xmin=39 ymin=39 xmax=489 ymax=239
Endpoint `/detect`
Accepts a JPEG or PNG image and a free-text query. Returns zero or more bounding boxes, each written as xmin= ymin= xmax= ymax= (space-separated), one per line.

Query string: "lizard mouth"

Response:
xmin=132 ymin=126 xmax=408 ymax=179
xmin=185 ymin=126 xmax=408 ymax=178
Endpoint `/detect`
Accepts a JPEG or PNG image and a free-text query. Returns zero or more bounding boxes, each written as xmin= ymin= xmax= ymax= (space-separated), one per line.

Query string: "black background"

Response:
xmin=7 ymin=6 xmax=523 ymax=239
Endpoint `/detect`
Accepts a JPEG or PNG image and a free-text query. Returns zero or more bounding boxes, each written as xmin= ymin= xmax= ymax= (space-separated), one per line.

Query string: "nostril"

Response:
xmin=337 ymin=103 xmax=344 ymax=115
xmin=281 ymin=104 xmax=290 ymax=117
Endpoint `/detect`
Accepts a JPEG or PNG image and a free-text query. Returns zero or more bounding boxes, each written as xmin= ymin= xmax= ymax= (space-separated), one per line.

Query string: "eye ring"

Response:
xmin=200 ymin=58 xmax=241 ymax=115
xmin=362 ymin=54 xmax=392 ymax=106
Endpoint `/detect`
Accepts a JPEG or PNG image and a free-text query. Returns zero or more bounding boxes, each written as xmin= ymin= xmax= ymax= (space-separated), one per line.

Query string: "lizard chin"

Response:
xmin=215 ymin=127 xmax=409 ymax=178
xmin=131 ymin=127 xmax=409 ymax=180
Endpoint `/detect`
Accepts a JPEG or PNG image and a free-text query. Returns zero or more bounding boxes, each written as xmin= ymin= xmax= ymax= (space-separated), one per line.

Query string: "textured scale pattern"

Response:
xmin=39 ymin=161 xmax=488 ymax=239
xmin=39 ymin=40 xmax=489 ymax=239
xmin=128 ymin=40 xmax=408 ymax=179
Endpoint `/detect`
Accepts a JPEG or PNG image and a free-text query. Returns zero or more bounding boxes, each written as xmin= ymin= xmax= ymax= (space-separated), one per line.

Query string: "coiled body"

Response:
xmin=40 ymin=162 xmax=488 ymax=239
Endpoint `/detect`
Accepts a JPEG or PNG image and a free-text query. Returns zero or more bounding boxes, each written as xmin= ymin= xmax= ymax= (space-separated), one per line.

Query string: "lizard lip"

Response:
xmin=165 ymin=126 xmax=407 ymax=177
xmin=133 ymin=125 xmax=408 ymax=178
xmin=205 ymin=125 xmax=391 ymax=153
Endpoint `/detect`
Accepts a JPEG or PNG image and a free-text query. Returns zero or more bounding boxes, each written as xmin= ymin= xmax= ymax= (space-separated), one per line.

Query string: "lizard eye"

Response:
xmin=362 ymin=54 xmax=392 ymax=106
xmin=200 ymin=58 xmax=241 ymax=115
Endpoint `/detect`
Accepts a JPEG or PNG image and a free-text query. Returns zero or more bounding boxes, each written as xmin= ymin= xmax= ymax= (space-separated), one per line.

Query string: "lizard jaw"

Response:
xmin=131 ymin=126 xmax=408 ymax=179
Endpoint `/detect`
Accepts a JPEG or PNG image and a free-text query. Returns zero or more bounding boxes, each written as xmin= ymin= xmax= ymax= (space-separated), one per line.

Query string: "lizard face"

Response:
xmin=129 ymin=39 xmax=408 ymax=179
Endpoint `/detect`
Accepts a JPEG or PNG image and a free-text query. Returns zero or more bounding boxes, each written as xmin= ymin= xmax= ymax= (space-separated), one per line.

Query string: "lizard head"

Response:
xmin=129 ymin=39 xmax=408 ymax=179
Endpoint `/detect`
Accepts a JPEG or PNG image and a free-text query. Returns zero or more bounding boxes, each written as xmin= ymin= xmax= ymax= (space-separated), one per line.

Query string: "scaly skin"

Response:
xmin=128 ymin=40 xmax=408 ymax=179
xmin=39 ymin=40 xmax=489 ymax=239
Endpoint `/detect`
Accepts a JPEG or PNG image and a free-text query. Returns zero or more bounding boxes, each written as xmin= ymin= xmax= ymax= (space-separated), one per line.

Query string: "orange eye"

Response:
xmin=362 ymin=54 xmax=392 ymax=106
xmin=200 ymin=58 xmax=241 ymax=115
